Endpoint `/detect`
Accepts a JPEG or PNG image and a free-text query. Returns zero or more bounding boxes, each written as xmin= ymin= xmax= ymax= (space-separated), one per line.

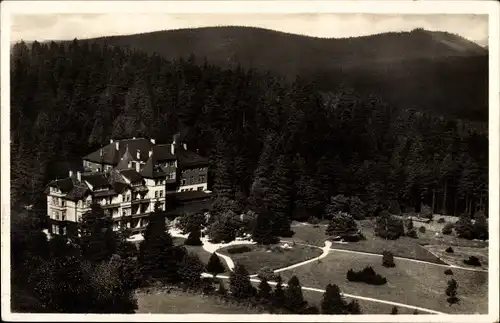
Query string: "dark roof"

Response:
xmin=110 ymin=181 xmax=129 ymax=194
xmin=176 ymin=149 xmax=209 ymax=168
xmin=81 ymin=173 xmax=110 ymax=190
xmin=131 ymin=186 xmax=149 ymax=193
xmin=115 ymin=149 xmax=134 ymax=170
xmin=65 ymin=183 xmax=90 ymax=201
xmin=119 ymin=169 xmax=144 ymax=183
xmin=139 ymin=155 xmax=167 ymax=179
xmin=83 ymin=138 xmax=153 ymax=165
xmin=47 ymin=178 xmax=74 ymax=193
xmin=169 ymin=190 xmax=211 ymax=202
xmin=93 ymin=190 xmax=119 ymax=198
xmin=153 ymin=144 xmax=176 ymax=161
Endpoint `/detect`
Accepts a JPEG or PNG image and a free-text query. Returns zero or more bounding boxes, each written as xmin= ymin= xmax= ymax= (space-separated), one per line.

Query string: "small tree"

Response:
xmin=391 ymin=306 xmax=398 ymax=314
xmin=272 ymin=275 xmax=286 ymax=308
xmin=455 ymin=215 xmax=474 ymax=239
xmin=284 ymin=276 xmax=307 ymax=313
xmin=252 ymin=210 xmax=278 ymax=245
xmin=374 ymin=212 xmax=405 ymax=240
xmin=258 ymin=277 xmax=272 ymax=300
xmin=382 ymin=251 xmax=395 ymax=268
xmin=413 ymin=309 xmax=419 ymax=314
xmin=321 ymin=283 xmax=347 ymax=314
xmin=346 ymin=300 xmax=362 ymax=314
xmin=445 ymin=246 xmax=454 ymax=253
xmin=444 ymin=269 xmax=453 ymax=275
xmin=419 ymin=226 xmax=426 ymax=233
xmin=206 ymin=253 xmax=225 ymax=278
xmin=229 ymin=263 xmax=255 ymax=299
xmin=178 ymin=253 xmax=204 ymax=288
xmin=184 ymin=230 xmax=203 ymax=246
xmin=257 ymin=266 xmax=277 ymax=281
xmin=177 ymin=212 xmax=206 ymax=234
xmin=325 ymin=212 xmax=359 ymax=238
xmin=446 ymin=278 xmax=459 ymax=306
xmin=349 ymin=196 xmax=366 ymax=219
xmin=473 ymin=211 xmax=488 ymax=241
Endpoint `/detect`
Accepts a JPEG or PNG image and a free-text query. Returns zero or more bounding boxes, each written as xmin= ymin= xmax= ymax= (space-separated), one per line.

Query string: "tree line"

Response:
xmin=11 ymin=39 xmax=488 ymax=237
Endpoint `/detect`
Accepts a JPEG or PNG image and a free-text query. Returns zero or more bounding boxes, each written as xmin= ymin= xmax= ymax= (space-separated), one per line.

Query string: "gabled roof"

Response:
xmin=140 ymin=154 xmax=168 ymax=179
xmin=119 ymin=169 xmax=144 ymax=183
xmin=65 ymin=183 xmax=90 ymax=201
xmin=110 ymin=181 xmax=129 ymax=194
xmin=83 ymin=138 xmax=153 ymax=165
xmin=115 ymin=146 xmax=134 ymax=170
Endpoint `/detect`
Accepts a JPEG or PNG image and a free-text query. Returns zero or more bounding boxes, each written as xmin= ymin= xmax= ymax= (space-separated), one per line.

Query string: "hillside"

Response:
xmin=60 ymin=26 xmax=488 ymax=121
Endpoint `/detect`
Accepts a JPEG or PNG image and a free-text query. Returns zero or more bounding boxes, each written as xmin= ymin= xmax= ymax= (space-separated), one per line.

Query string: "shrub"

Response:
xmin=226 ymin=245 xmax=252 ymax=254
xmin=463 ymin=256 xmax=481 ymax=267
xmin=391 ymin=306 xmax=398 ymax=314
xmin=444 ymin=269 xmax=453 ymax=275
xmin=455 ymin=215 xmax=474 ymax=239
xmin=442 ymin=223 xmax=454 ymax=235
xmin=349 ymin=196 xmax=366 ymax=219
xmin=382 ymin=251 xmax=395 ymax=268
xmin=437 ymin=218 xmax=446 ymax=224
xmin=346 ymin=266 xmax=387 ymax=285
xmin=473 ymin=211 xmax=488 ymax=241
xmin=446 ymin=278 xmax=459 ymax=306
xmin=206 ymin=253 xmax=225 ymax=278
xmin=257 ymin=267 xmax=277 ymax=281
xmin=407 ymin=228 xmax=418 ymax=238
xmin=418 ymin=226 xmax=426 ymax=233
xmin=206 ymin=210 xmax=242 ymax=243
xmin=184 ymin=230 xmax=203 ymax=246
xmin=445 ymin=246 xmax=454 ymax=253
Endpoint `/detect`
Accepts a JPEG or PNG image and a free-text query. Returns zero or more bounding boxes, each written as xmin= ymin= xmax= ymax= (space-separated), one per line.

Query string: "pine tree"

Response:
xmin=455 ymin=214 xmax=474 ymax=239
xmin=178 ymin=253 xmax=204 ymax=288
xmin=284 ymin=275 xmax=307 ymax=313
xmin=272 ymin=275 xmax=286 ymax=308
xmin=229 ymin=263 xmax=255 ymax=299
xmin=321 ymin=284 xmax=347 ymax=314
xmin=346 ymin=299 xmax=362 ymax=314
xmin=252 ymin=208 xmax=278 ymax=244
xmin=391 ymin=306 xmax=398 ymax=314
xmin=446 ymin=278 xmax=459 ymax=306
xmin=206 ymin=253 xmax=225 ymax=278
xmin=258 ymin=277 xmax=272 ymax=300
xmin=473 ymin=210 xmax=488 ymax=240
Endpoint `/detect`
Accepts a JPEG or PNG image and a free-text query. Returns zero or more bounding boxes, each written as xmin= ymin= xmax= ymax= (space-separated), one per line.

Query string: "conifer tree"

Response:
xmin=258 ymin=277 xmax=272 ymax=300
xmin=206 ymin=252 xmax=225 ymax=278
xmin=79 ymin=204 xmax=116 ymax=263
xmin=321 ymin=284 xmax=347 ymax=314
xmin=272 ymin=275 xmax=286 ymax=308
xmin=284 ymin=275 xmax=307 ymax=312
xmin=229 ymin=263 xmax=255 ymax=299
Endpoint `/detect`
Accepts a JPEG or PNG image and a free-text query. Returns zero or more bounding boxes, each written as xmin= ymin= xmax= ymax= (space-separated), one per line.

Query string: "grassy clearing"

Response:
xmin=174 ymin=237 xmax=230 ymax=273
xmin=136 ymin=289 xmax=263 ymax=314
xmin=424 ymin=245 xmax=489 ymax=270
xmin=290 ymin=221 xmax=445 ymax=264
xmin=278 ymin=251 xmax=488 ymax=314
xmin=218 ymin=243 xmax=322 ymax=275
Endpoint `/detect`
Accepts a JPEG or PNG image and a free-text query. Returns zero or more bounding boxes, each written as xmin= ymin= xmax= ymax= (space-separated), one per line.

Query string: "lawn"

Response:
xmin=278 ymin=251 xmax=488 ymax=314
xmin=424 ymin=245 xmax=489 ymax=270
xmin=136 ymin=289 xmax=264 ymax=314
xmin=289 ymin=221 xmax=446 ymax=264
xmin=174 ymin=237 xmax=230 ymax=273
xmin=217 ymin=243 xmax=322 ymax=275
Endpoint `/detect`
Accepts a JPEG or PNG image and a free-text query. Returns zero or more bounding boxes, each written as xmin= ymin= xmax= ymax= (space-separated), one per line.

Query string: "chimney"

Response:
xmin=69 ymin=170 xmax=73 ymax=178
xmin=135 ymin=162 xmax=141 ymax=173
xmin=149 ymin=149 xmax=153 ymax=157
xmin=110 ymin=139 xmax=114 ymax=144
xmin=115 ymin=141 xmax=119 ymax=151
xmin=183 ymin=143 xmax=187 ymax=150
xmin=77 ymin=171 xmax=81 ymax=182
xmin=136 ymin=149 xmax=140 ymax=160
xmin=170 ymin=143 xmax=175 ymax=155
xmin=150 ymin=138 xmax=156 ymax=144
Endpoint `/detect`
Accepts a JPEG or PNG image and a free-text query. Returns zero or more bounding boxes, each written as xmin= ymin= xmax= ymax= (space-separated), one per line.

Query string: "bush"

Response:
xmin=445 ymin=246 xmax=454 ymax=253
xmin=437 ymin=218 xmax=446 ymax=224
xmin=444 ymin=269 xmax=453 ymax=275
xmin=382 ymin=251 xmax=395 ymax=268
xmin=346 ymin=266 xmax=387 ymax=285
xmin=463 ymin=256 xmax=481 ymax=267
xmin=473 ymin=211 xmax=488 ymax=241
xmin=455 ymin=215 xmax=474 ymax=239
xmin=206 ymin=210 xmax=242 ymax=243
xmin=442 ymin=223 xmax=454 ymax=235
xmin=184 ymin=230 xmax=203 ymax=246
xmin=349 ymin=196 xmax=366 ymax=220
xmin=226 ymin=245 xmax=252 ymax=254
xmin=325 ymin=212 xmax=359 ymax=239
xmin=406 ymin=228 xmax=418 ymax=238
xmin=257 ymin=266 xmax=277 ymax=281
xmin=177 ymin=212 xmax=207 ymax=234
xmin=418 ymin=226 xmax=426 ymax=233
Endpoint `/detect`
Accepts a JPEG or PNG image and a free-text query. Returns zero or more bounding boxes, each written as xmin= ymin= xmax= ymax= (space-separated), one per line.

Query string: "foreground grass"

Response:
xmin=278 ymin=251 xmax=488 ymax=314
xmin=218 ymin=243 xmax=322 ymax=275
xmin=136 ymin=289 xmax=264 ymax=314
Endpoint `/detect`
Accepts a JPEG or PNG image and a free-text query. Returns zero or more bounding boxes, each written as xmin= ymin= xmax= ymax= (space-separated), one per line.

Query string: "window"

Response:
xmin=62 ymin=226 xmax=67 ymax=235
xmin=61 ymin=211 xmax=66 ymax=221
xmin=155 ymin=191 xmax=159 ymax=198
xmin=61 ymin=200 xmax=66 ymax=207
xmin=190 ymin=176 xmax=194 ymax=184
xmin=199 ymin=175 xmax=205 ymax=182
xmin=197 ymin=186 xmax=203 ymax=191
xmin=190 ymin=188 xmax=194 ymax=191
xmin=159 ymin=190 xmax=163 ymax=197
xmin=52 ymin=224 xmax=58 ymax=234
xmin=182 ymin=179 xmax=186 ymax=185
xmin=54 ymin=211 xmax=60 ymax=220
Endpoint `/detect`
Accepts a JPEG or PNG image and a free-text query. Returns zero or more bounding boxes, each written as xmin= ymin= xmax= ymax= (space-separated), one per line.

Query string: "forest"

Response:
xmin=11 ymin=39 xmax=488 ymax=222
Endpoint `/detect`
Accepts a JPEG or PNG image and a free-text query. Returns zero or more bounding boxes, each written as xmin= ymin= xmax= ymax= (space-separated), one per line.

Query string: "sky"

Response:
xmin=11 ymin=13 xmax=489 ymax=46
